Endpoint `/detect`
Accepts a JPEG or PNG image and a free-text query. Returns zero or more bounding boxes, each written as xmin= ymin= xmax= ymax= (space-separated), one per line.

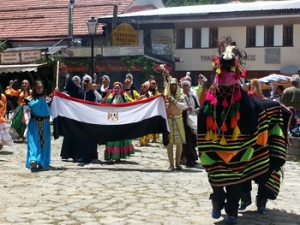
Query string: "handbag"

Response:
xmin=185 ymin=95 xmax=199 ymax=135
xmin=187 ymin=113 xmax=197 ymax=135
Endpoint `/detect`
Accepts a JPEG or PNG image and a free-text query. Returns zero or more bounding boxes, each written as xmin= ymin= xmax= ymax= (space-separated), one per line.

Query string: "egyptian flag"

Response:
xmin=51 ymin=91 xmax=170 ymax=146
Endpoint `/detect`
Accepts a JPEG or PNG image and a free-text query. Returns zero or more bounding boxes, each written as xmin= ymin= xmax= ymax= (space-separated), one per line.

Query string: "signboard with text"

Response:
xmin=61 ymin=47 xmax=102 ymax=58
xmin=0 ymin=50 xmax=41 ymax=64
xmin=66 ymin=63 xmax=142 ymax=72
xmin=20 ymin=50 xmax=42 ymax=63
xmin=152 ymin=38 xmax=172 ymax=55
xmin=102 ymin=46 xmax=144 ymax=57
xmin=111 ymin=23 xmax=138 ymax=46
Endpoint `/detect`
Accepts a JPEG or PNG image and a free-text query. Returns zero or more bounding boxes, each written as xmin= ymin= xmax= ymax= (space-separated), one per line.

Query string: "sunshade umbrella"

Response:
xmin=243 ymin=74 xmax=292 ymax=90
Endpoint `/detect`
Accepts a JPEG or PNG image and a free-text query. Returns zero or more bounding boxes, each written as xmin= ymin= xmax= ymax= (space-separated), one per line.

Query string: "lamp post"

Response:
xmin=87 ymin=17 xmax=98 ymax=76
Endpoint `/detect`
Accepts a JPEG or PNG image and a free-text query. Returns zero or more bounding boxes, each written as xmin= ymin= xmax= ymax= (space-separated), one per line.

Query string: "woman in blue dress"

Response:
xmin=25 ymin=80 xmax=51 ymax=170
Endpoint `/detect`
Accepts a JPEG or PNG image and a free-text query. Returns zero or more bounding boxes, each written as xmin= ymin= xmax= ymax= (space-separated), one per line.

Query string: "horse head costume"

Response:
xmin=197 ymin=37 xmax=292 ymax=224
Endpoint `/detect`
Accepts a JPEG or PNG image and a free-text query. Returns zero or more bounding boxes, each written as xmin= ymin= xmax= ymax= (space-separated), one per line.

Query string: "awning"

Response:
xmin=144 ymin=51 xmax=175 ymax=66
xmin=4 ymin=46 xmax=67 ymax=55
xmin=0 ymin=63 xmax=47 ymax=73
xmin=280 ymin=66 xmax=298 ymax=74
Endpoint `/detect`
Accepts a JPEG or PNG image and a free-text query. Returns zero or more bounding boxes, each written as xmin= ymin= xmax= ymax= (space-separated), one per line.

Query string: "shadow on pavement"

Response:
xmin=238 ymin=208 xmax=300 ymax=225
xmin=213 ymin=209 xmax=300 ymax=225
xmin=31 ymin=166 xmax=68 ymax=173
xmin=78 ymin=167 xmax=203 ymax=173
xmin=0 ymin=151 xmax=13 ymax=155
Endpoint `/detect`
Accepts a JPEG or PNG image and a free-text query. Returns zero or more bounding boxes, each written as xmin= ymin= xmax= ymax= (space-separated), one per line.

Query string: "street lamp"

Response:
xmin=87 ymin=17 xmax=98 ymax=76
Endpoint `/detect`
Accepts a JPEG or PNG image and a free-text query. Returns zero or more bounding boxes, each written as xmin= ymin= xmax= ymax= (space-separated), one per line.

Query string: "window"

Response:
xmin=144 ymin=30 xmax=151 ymax=51
xmin=246 ymin=27 xmax=256 ymax=47
xmin=193 ymin=28 xmax=201 ymax=48
xmin=264 ymin=26 xmax=274 ymax=46
xmin=283 ymin=25 xmax=293 ymax=46
xmin=176 ymin=29 xmax=185 ymax=48
xmin=209 ymin=28 xmax=218 ymax=48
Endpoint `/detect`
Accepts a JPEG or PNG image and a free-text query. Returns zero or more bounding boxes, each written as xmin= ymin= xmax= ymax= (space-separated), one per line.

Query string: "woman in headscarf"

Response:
xmin=104 ymin=82 xmax=134 ymax=162
xmin=60 ymin=64 xmax=98 ymax=163
xmin=24 ymin=80 xmax=51 ymax=170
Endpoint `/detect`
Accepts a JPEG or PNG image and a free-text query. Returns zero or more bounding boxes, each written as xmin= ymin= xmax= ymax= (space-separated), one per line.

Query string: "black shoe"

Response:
xmin=186 ymin=161 xmax=195 ymax=167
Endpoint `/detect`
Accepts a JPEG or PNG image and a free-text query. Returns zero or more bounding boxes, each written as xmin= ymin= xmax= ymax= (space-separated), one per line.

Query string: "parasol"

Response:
xmin=243 ymin=74 xmax=292 ymax=90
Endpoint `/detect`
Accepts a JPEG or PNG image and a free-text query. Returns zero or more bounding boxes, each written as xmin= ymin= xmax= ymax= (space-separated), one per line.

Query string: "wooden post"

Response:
xmin=56 ymin=60 xmax=59 ymax=89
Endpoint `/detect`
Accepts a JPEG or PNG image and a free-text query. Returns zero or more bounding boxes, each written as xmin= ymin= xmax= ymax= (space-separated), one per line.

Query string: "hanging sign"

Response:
xmin=0 ymin=50 xmax=42 ymax=64
xmin=102 ymin=46 xmax=144 ymax=57
xmin=111 ymin=23 xmax=138 ymax=46
xmin=61 ymin=47 xmax=102 ymax=57
xmin=152 ymin=38 xmax=172 ymax=55
xmin=20 ymin=50 xmax=42 ymax=63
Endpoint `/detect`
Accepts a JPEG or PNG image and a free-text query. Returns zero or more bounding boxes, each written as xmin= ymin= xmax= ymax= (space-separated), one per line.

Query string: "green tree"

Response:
xmin=0 ymin=41 xmax=9 ymax=51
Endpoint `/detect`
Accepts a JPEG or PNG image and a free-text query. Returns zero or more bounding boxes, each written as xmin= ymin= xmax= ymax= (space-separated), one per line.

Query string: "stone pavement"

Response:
xmin=0 ymin=136 xmax=300 ymax=225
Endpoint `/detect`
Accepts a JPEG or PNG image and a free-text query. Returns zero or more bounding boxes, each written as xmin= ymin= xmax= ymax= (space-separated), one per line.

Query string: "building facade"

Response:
xmin=100 ymin=0 xmax=300 ymax=84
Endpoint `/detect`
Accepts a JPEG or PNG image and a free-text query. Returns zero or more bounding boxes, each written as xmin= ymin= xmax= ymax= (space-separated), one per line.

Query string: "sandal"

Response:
xmin=168 ymin=164 xmax=174 ymax=171
xmin=30 ymin=161 xmax=37 ymax=168
xmin=175 ymin=163 xmax=183 ymax=170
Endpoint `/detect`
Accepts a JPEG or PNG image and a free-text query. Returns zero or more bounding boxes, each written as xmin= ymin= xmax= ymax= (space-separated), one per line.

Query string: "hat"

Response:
xmin=291 ymin=74 xmax=300 ymax=83
xmin=102 ymin=75 xmax=110 ymax=83
xmin=184 ymin=76 xmax=192 ymax=82
xmin=170 ymin=78 xmax=178 ymax=84
xmin=82 ymin=75 xmax=92 ymax=84
xmin=186 ymin=71 xmax=191 ymax=76
xmin=181 ymin=80 xmax=191 ymax=87
xmin=199 ymin=74 xmax=208 ymax=82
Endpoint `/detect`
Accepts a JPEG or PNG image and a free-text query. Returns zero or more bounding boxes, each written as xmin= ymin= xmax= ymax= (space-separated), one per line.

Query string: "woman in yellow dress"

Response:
xmin=0 ymin=87 xmax=14 ymax=150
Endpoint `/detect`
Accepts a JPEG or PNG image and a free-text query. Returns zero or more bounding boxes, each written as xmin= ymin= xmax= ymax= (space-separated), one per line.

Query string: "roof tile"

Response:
xmin=0 ymin=0 xmax=134 ymax=38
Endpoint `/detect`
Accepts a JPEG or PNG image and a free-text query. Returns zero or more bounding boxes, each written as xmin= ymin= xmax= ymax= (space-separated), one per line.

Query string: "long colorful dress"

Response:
xmin=0 ymin=94 xmax=14 ymax=148
xmin=25 ymin=96 xmax=51 ymax=169
xmin=105 ymin=94 xmax=134 ymax=161
xmin=9 ymin=88 xmax=32 ymax=137
xmin=139 ymin=89 xmax=160 ymax=145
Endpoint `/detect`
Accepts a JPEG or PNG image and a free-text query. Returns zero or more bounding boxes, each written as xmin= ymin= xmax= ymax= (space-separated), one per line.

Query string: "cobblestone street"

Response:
xmin=0 ymin=136 xmax=300 ymax=225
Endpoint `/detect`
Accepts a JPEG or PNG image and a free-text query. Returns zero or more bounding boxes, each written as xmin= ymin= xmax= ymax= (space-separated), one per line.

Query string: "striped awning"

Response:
xmin=0 ymin=63 xmax=46 ymax=73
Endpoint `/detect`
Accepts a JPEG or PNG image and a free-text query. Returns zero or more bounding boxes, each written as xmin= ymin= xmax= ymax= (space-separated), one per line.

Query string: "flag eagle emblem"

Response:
xmin=107 ymin=112 xmax=119 ymax=121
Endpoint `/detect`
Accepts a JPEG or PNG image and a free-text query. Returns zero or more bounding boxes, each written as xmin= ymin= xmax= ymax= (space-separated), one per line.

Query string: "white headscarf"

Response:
xmin=126 ymin=73 xmax=133 ymax=84
xmin=72 ymin=75 xmax=81 ymax=86
xmin=82 ymin=75 xmax=92 ymax=84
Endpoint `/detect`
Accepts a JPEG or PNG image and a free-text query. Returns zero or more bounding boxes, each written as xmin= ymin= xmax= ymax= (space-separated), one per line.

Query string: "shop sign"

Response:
xmin=102 ymin=46 xmax=144 ymax=57
xmin=111 ymin=23 xmax=138 ymax=46
xmin=200 ymin=55 xmax=256 ymax=61
xmin=152 ymin=38 xmax=172 ymax=55
xmin=20 ymin=50 xmax=42 ymax=63
xmin=66 ymin=63 xmax=142 ymax=72
xmin=0 ymin=52 xmax=20 ymax=64
xmin=0 ymin=50 xmax=41 ymax=64
xmin=61 ymin=47 xmax=102 ymax=58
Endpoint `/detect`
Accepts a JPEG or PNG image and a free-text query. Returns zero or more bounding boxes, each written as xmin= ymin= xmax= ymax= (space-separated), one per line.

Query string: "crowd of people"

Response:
xmin=0 ymin=37 xmax=298 ymax=224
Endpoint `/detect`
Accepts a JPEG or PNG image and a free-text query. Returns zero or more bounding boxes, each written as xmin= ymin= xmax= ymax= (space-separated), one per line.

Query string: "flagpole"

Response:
xmin=56 ymin=60 xmax=60 ymax=89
